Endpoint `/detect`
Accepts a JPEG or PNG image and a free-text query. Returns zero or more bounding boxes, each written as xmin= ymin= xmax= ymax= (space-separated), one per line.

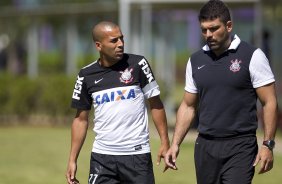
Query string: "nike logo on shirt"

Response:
xmin=197 ymin=65 xmax=205 ymax=69
xmin=95 ymin=78 xmax=103 ymax=84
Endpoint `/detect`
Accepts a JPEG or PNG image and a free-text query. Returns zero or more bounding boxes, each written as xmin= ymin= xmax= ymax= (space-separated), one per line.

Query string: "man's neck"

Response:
xmin=99 ymin=58 xmax=119 ymax=67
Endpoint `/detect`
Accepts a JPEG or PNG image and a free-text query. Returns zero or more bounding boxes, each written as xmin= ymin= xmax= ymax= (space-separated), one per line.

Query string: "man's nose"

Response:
xmin=206 ymin=29 xmax=213 ymax=38
xmin=117 ymin=38 xmax=124 ymax=47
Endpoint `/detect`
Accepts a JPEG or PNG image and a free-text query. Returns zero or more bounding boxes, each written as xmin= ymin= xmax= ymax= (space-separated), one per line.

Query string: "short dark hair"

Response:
xmin=198 ymin=0 xmax=231 ymax=24
xmin=92 ymin=21 xmax=119 ymax=42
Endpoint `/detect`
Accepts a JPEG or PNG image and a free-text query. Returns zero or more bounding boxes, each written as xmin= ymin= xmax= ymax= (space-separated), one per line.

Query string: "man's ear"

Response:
xmin=95 ymin=41 xmax=101 ymax=51
xmin=226 ymin=21 xmax=233 ymax=33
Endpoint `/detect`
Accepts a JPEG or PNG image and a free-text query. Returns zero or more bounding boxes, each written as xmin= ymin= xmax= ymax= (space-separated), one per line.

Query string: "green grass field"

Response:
xmin=0 ymin=126 xmax=281 ymax=184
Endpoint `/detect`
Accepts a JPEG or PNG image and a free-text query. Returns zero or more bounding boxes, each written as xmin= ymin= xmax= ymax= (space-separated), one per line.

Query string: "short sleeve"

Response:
xmin=184 ymin=58 xmax=198 ymax=93
xmin=138 ymin=57 xmax=160 ymax=99
xmin=71 ymin=71 xmax=92 ymax=110
xmin=249 ymin=48 xmax=275 ymax=88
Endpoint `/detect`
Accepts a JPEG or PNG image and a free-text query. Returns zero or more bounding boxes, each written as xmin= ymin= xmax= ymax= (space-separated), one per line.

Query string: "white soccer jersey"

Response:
xmin=71 ymin=54 xmax=160 ymax=155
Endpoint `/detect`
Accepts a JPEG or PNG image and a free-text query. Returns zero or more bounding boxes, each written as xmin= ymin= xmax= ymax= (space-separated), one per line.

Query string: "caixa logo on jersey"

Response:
xmin=138 ymin=58 xmax=154 ymax=83
xmin=72 ymin=76 xmax=84 ymax=100
xmin=94 ymin=88 xmax=136 ymax=105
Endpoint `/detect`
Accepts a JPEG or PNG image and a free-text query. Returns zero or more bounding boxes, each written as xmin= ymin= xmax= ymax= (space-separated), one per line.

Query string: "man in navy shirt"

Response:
xmin=165 ymin=0 xmax=278 ymax=183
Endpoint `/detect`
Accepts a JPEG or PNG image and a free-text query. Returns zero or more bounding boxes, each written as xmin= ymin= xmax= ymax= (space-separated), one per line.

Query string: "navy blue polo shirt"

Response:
xmin=185 ymin=35 xmax=275 ymax=137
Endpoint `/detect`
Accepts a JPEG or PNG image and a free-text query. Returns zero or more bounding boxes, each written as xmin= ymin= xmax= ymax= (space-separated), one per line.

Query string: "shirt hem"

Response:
xmin=92 ymin=149 xmax=151 ymax=155
xmin=253 ymin=78 xmax=275 ymax=88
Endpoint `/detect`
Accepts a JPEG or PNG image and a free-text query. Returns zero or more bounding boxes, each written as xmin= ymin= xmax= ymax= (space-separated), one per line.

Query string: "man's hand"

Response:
xmin=66 ymin=161 xmax=80 ymax=184
xmin=156 ymin=142 xmax=170 ymax=167
xmin=164 ymin=144 xmax=179 ymax=172
xmin=253 ymin=146 xmax=274 ymax=174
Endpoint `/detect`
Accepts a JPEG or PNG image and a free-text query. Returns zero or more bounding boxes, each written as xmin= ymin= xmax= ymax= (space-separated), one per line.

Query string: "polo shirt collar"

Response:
xmin=202 ymin=34 xmax=241 ymax=51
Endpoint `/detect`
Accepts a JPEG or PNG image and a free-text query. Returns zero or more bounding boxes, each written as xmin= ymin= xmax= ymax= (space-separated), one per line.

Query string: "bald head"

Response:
xmin=92 ymin=21 xmax=120 ymax=42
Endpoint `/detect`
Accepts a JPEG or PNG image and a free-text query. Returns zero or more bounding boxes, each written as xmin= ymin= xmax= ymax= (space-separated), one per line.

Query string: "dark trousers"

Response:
xmin=88 ymin=152 xmax=155 ymax=184
xmin=194 ymin=135 xmax=258 ymax=184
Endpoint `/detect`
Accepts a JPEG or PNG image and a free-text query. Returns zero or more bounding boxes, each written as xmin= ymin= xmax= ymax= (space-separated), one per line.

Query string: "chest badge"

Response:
xmin=120 ymin=68 xmax=134 ymax=84
xmin=230 ymin=59 xmax=242 ymax=73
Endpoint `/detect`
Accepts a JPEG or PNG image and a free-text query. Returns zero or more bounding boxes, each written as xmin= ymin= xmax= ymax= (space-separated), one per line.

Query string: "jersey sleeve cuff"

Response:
xmin=253 ymin=78 xmax=275 ymax=88
xmin=184 ymin=86 xmax=198 ymax=93
xmin=71 ymin=103 xmax=91 ymax=110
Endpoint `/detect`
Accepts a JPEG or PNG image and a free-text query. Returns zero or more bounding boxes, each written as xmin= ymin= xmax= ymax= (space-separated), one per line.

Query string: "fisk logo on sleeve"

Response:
xmin=138 ymin=59 xmax=154 ymax=83
xmin=72 ymin=76 xmax=84 ymax=100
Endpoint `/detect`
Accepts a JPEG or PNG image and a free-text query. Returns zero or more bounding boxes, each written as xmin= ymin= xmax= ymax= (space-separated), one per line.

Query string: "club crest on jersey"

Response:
xmin=120 ymin=68 xmax=133 ymax=84
xmin=230 ymin=59 xmax=242 ymax=73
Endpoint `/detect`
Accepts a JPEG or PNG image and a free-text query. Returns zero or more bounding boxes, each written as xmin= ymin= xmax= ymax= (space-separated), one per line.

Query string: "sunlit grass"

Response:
xmin=0 ymin=127 xmax=281 ymax=184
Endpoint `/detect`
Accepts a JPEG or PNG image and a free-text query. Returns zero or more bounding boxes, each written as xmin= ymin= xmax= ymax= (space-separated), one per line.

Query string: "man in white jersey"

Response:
xmin=165 ymin=0 xmax=278 ymax=184
xmin=66 ymin=21 xmax=170 ymax=184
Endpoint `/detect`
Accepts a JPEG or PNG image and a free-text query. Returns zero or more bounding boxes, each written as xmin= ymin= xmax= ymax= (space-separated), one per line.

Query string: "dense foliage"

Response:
xmin=0 ymin=73 xmax=75 ymax=117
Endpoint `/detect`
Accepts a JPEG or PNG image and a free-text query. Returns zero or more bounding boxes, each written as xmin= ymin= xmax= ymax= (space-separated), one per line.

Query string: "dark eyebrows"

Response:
xmin=110 ymin=35 xmax=124 ymax=42
xmin=201 ymin=24 xmax=220 ymax=32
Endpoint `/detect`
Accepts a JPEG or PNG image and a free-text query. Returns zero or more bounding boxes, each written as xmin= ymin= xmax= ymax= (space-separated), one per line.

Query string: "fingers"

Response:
xmin=66 ymin=172 xmax=80 ymax=184
xmin=258 ymin=159 xmax=273 ymax=174
xmin=252 ymin=154 xmax=260 ymax=167
xmin=171 ymin=152 xmax=177 ymax=164
xmin=70 ymin=178 xmax=80 ymax=184
xmin=66 ymin=173 xmax=75 ymax=184
xmin=164 ymin=152 xmax=178 ymax=171
xmin=156 ymin=156 xmax=161 ymax=166
xmin=164 ymin=153 xmax=172 ymax=167
xmin=168 ymin=156 xmax=178 ymax=170
xmin=65 ymin=170 xmax=72 ymax=184
xmin=156 ymin=144 xmax=170 ymax=166
xmin=155 ymin=145 xmax=181 ymax=172
xmin=254 ymin=147 xmax=274 ymax=174
xmin=156 ymin=150 xmax=164 ymax=166
xmin=258 ymin=159 xmax=266 ymax=174
xmin=66 ymin=163 xmax=78 ymax=184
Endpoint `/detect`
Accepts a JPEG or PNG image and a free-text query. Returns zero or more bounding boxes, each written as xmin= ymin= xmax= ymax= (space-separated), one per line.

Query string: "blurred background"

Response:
xmin=0 ymin=0 xmax=281 ymax=129
xmin=0 ymin=0 xmax=282 ymax=184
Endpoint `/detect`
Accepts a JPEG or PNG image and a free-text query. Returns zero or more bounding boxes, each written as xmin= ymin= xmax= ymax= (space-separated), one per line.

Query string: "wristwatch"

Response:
xmin=263 ymin=140 xmax=275 ymax=151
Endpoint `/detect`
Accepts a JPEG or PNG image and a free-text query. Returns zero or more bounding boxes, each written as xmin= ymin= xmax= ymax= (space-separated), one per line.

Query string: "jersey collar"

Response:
xmin=202 ymin=34 xmax=241 ymax=52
